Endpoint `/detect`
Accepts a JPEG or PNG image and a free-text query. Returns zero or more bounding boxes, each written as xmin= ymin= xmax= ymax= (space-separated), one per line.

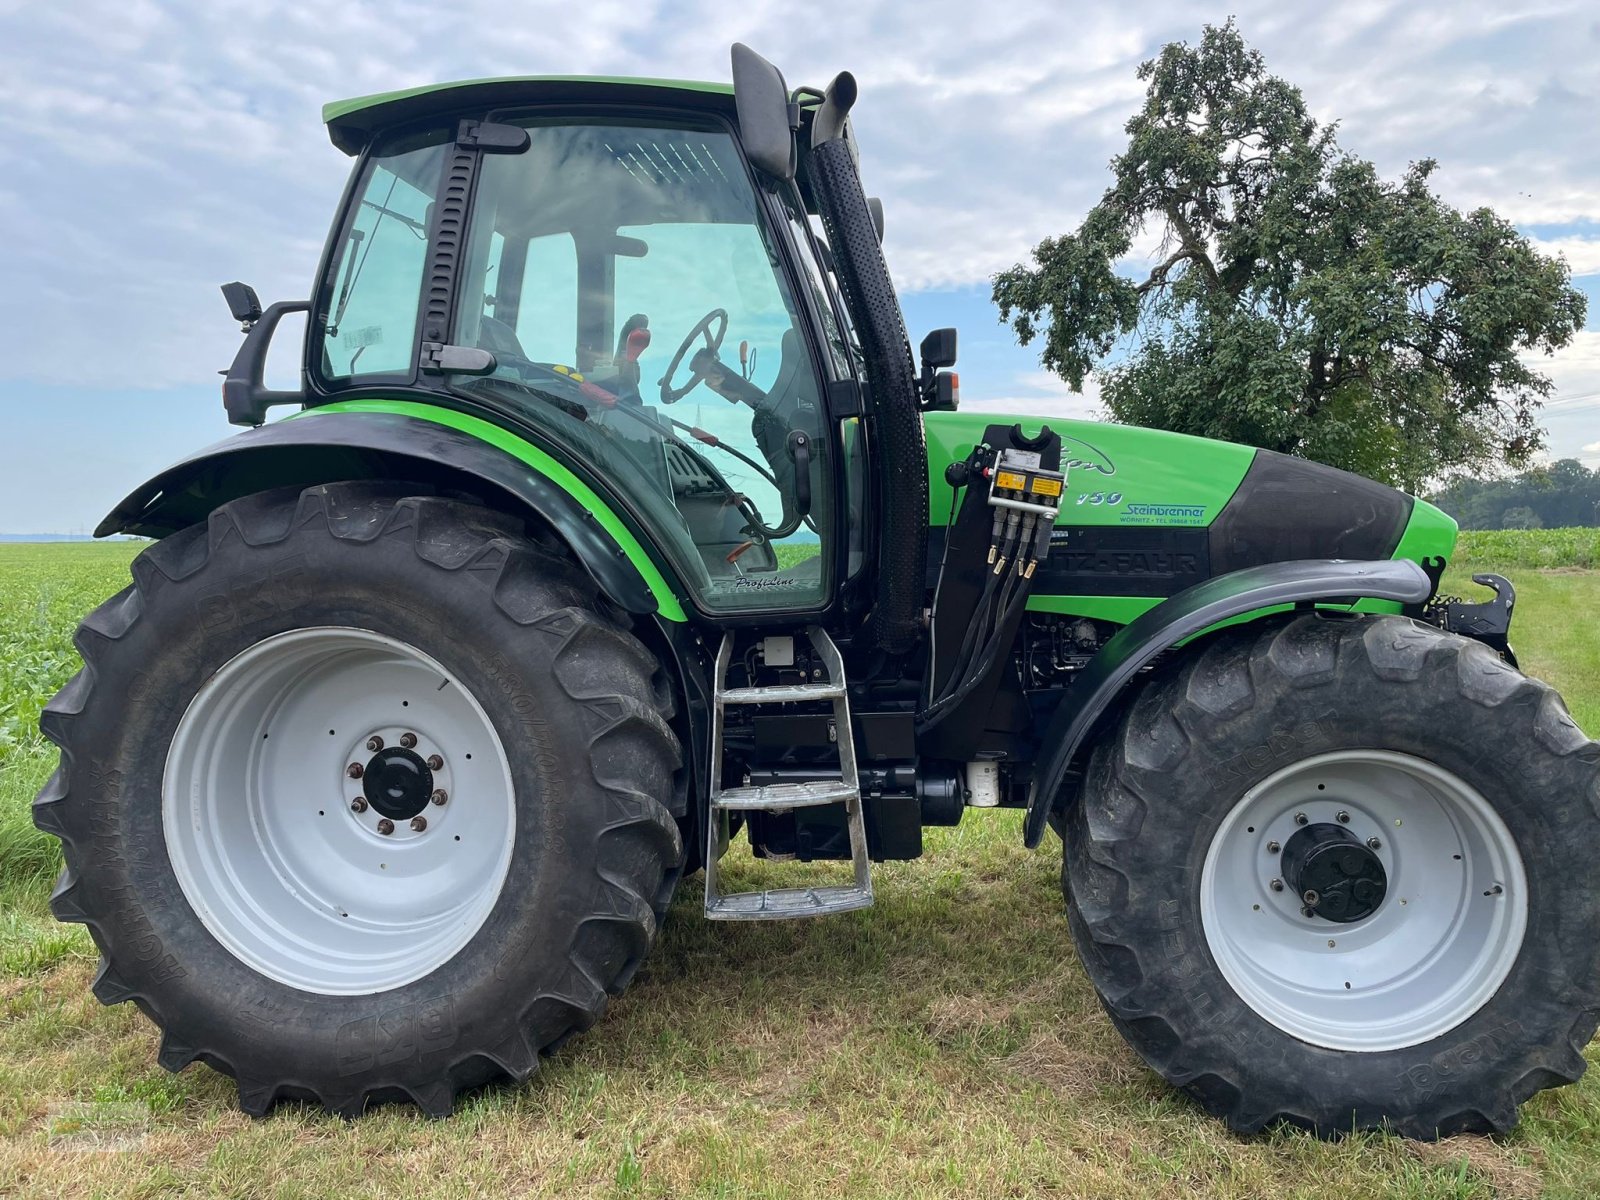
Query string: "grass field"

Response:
xmin=1 ymin=536 xmax=1599 ymax=1197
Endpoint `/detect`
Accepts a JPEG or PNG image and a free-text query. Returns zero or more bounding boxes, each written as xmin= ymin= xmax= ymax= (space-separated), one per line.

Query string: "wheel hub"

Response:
xmin=1199 ymin=749 xmax=1527 ymax=1051
xmin=1281 ymin=822 xmax=1387 ymax=923
xmin=163 ymin=627 xmax=515 ymax=995
xmin=363 ymin=747 xmax=434 ymax=820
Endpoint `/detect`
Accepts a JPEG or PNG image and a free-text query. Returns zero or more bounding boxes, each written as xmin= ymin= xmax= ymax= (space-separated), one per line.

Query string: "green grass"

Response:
xmin=0 ymin=538 xmax=1597 ymax=1197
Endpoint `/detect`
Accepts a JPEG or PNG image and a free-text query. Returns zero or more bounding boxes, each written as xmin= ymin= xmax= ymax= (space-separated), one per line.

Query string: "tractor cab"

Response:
xmin=203 ymin=71 xmax=916 ymax=626
xmin=315 ymin=109 xmax=852 ymax=613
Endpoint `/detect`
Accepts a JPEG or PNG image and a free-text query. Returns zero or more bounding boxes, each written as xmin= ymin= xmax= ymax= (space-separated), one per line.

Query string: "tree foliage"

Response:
xmin=1430 ymin=459 xmax=1600 ymax=531
xmin=992 ymin=20 xmax=1587 ymax=490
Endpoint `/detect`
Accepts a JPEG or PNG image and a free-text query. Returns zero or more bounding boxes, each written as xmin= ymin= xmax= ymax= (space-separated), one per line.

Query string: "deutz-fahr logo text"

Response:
xmin=1062 ymin=436 xmax=1116 ymax=477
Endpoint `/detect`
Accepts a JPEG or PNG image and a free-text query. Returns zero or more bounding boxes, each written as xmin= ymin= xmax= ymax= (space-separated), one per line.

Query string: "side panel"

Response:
xmin=98 ymin=403 xmax=687 ymax=621
xmin=925 ymin=411 xmax=1457 ymax=623
xmin=924 ymin=410 xmax=1255 ymax=531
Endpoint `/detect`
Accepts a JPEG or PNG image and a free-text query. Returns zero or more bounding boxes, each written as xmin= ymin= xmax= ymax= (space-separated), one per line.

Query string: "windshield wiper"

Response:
xmin=359 ymin=199 xmax=429 ymax=237
xmin=449 ymin=373 xmax=590 ymax=422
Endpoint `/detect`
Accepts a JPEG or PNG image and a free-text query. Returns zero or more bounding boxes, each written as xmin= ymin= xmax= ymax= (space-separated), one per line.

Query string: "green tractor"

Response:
xmin=38 ymin=46 xmax=1600 ymax=1139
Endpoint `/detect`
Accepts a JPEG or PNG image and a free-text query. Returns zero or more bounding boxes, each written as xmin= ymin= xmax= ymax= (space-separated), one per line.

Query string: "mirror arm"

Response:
xmin=223 ymin=300 xmax=310 ymax=428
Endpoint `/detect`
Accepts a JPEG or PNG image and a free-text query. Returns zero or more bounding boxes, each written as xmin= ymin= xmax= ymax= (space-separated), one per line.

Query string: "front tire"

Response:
xmin=35 ymin=484 xmax=684 ymax=1116
xmin=1063 ymin=613 xmax=1600 ymax=1138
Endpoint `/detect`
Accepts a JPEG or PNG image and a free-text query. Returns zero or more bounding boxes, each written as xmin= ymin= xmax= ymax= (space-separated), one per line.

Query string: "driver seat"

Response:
xmin=477 ymin=314 xmax=527 ymax=360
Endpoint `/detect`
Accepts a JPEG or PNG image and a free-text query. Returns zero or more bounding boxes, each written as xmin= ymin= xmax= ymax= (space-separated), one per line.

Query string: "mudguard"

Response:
xmin=1022 ymin=557 xmax=1434 ymax=848
xmin=96 ymin=407 xmax=685 ymax=620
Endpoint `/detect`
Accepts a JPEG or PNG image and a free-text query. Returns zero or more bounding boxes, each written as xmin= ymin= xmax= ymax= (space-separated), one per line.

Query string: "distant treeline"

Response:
xmin=1429 ymin=460 xmax=1600 ymax=530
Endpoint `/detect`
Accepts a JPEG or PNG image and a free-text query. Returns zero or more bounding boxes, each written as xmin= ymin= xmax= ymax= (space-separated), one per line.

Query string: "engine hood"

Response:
xmin=922 ymin=410 xmax=1456 ymax=618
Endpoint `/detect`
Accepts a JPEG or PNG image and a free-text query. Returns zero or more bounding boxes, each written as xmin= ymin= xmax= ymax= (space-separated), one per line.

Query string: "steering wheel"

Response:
xmin=657 ymin=308 xmax=728 ymax=404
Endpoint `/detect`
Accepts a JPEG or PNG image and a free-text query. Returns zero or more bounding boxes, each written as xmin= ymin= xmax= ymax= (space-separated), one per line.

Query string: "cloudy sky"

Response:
xmin=1 ymin=0 xmax=1596 ymax=532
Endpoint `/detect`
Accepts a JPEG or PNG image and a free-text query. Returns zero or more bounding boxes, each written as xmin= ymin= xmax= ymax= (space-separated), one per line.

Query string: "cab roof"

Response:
xmin=323 ymin=76 xmax=737 ymax=155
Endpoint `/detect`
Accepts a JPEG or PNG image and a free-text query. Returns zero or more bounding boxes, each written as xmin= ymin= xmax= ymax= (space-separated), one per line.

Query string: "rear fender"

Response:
xmin=97 ymin=407 xmax=686 ymax=621
xmin=1023 ymin=557 xmax=1434 ymax=848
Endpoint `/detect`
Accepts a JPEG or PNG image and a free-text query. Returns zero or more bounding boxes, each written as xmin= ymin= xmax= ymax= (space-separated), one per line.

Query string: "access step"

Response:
xmin=713 ymin=780 xmax=858 ymax=811
xmin=716 ymin=682 xmax=846 ymax=705
xmin=705 ymin=884 xmax=873 ymax=920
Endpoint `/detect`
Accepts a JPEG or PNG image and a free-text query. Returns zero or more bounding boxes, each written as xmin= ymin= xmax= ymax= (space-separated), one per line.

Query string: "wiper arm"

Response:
xmin=360 ymin=200 xmax=428 ymax=237
xmin=451 ymin=374 xmax=590 ymax=422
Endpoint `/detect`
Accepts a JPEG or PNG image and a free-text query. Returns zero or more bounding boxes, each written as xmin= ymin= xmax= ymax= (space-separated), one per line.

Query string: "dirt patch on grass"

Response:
xmin=924 ymin=993 xmax=1006 ymax=1041
xmin=1000 ymin=1029 xmax=1145 ymax=1093
xmin=1409 ymin=1135 xmax=1544 ymax=1199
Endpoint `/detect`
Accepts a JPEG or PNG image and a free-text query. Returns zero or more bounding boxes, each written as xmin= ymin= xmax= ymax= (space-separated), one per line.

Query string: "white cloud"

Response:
xmin=960 ymin=371 xmax=1104 ymax=421
xmin=0 ymin=0 xmax=1596 ymax=396
xmin=1530 ymin=236 xmax=1600 ymax=277
xmin=1529 ymin=330 xmax=1600 ymax=461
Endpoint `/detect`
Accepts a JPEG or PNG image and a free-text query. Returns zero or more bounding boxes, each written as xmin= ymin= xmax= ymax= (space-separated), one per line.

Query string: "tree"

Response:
xmin=1429 ymin=458 xmax=1600 ymax=530
xmin=992 ymin=20 xmax=1587 ymax=492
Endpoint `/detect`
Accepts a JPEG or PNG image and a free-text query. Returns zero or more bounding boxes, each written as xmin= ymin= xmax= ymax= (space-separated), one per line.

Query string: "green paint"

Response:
xmin=922 ymin=410 xmax=1254 ymax=529
xmin=323 ymin=76 xmax=734 ymax=126
xmin=933 ymin=412 xmax=1457 ymax=630
xmin=1026 ymin=594 xmax=1159 ymax=623
xmin=1391 ymin=494 xmax=1458 ymax=567
xmin=299 ymin=400 xmax=688 ymax=622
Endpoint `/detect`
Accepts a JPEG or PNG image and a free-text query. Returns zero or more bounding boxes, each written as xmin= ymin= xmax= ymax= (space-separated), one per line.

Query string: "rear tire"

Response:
xmin=1063 ymin=612 xmax=1600 ymax=1138
xmin=34 ymin=483 xmax=684 ymax=1117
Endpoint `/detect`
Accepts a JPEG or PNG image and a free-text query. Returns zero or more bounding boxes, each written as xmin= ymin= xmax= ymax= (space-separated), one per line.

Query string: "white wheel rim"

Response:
xmin=1199 ymin=750 xmax=1527 ymax=1051
xmin=164 ymin=627 xmax=516 ymax=996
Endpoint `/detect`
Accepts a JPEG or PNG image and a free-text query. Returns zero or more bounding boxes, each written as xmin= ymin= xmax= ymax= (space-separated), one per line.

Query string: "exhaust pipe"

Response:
xmin=811 ymin=72 xmax=858 ymax=147
xmin=805 ymin=74 xmax=929 ymax=655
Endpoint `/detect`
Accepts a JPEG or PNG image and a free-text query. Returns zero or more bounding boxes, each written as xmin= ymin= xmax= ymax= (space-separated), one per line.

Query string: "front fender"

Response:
xmin=1022 ymin=557 xmax=1434 ymax=848
xmin=97 ymin=405 xmax=686 ymax=621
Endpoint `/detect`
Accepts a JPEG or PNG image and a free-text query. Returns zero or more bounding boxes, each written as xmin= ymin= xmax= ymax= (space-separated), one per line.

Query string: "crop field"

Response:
xmin=1 ymin=535 xmax=1599 ymax=1197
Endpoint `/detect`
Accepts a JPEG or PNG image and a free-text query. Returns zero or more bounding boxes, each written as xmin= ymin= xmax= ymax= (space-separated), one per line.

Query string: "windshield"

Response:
xmin=446 ymin=118 xmax=830 ymax=612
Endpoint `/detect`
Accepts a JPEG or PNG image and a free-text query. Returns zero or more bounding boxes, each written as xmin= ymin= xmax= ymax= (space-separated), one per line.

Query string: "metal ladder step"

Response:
xmin=713 ymin=780 xmax=858 ymax=811
xmin=706 ymin=884 xmax=874 ymax=920
xmin=717 ymin=682 xmax=845 ymax=705
xmin=705 ymin=626 xmax=872 ymax=921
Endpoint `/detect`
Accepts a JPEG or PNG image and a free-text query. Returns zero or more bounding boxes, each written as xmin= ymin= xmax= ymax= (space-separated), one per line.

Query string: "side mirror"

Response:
xmin=221 ymin=281 xmax=263 ymax=329
xmin=918 ymin=328 xmax=958 ymax=410
xmin=222 ymin=299 xmax=310 ymax=427
xmin=920 ymin=327 xmax=957 ymax=371
xmin=731 ymin=44 xmax=797 ymax=182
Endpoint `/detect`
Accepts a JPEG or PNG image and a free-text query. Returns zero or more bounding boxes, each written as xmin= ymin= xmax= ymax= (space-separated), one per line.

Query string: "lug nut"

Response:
xmin=410 ymin=816 xmax=428 ymax=833
xmin=431 ymin=789 xmax=448 ymax=806
xmin=1270 ymin=878 xmax=1285 ymax=892
xmin=350 ymin=797 xmax=369 ymax=813
xmin=1367 ymin=836 xmax=1382 ymax=849
xmin=400 ymin=732 xmax=418 ymax=749
xmin=427 ymin=755 xmax=444 ymax=771
xmin=1336 ymin=810 xmax=1350 ymax=823
xmin=1294 ymin=812 xmax=1309 ymax=826
xmin=367 ymin=735 xmax=385 ymax=752
xmin=1266 ymin=840 xmax=1280 ymax=854
xmin=376 ymin=818 xmax=394 ymax=836
xmin=346 ymin=762 xmax=364 ymax=779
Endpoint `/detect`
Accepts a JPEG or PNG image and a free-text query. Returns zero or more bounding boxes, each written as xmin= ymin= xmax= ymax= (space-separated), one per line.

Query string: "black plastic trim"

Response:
xmin=1021 ymin=557 xmax=1435 ymax=848
xmin=327 ymin=81 xmax=739 ymax=156
xmin=807 ymin=135 xmax=928 ymax=653
xmin=96 ymin=411 xmax=664 ymax=615
xmin=1210 ymin=450 xmax=1413 ymax=573
xmin=223 ymin=300 xmax=311 ymax=426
